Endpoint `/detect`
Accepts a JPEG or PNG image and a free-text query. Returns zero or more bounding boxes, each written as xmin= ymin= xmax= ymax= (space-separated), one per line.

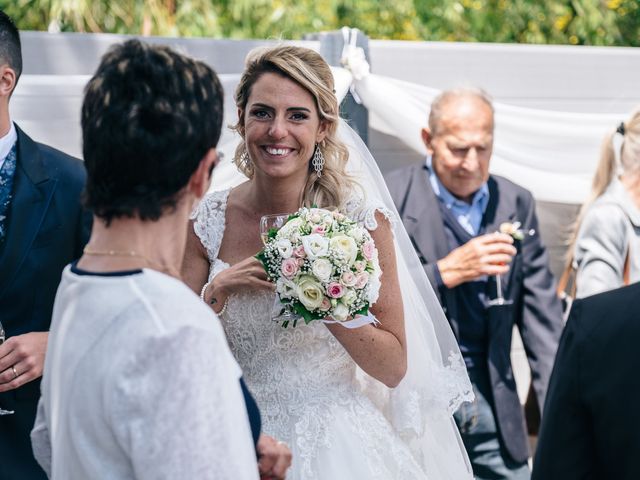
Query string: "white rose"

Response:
xmin=276 ymin=276 xmax=298 ymax=299
xmin=309 ymin=209 xmax=323 ymax=224
xmin=311 ymin=258 xmax=333 ymax=282
xmin=276 ymin=238 xmax=293 ymax=258
xmin=301 ymin=233 xmax=329 ymax=259
xmin=342 ymin=288 xmax=357 ymax=306
xmin=347 ymin=227 xmax=364 ymax=243
xmin=366 ymin=269 xmax=382 ymax=304
xmin=297 ymin=275 xmax=325 ymax=311
xmin=331 ymin=302 xmax=350 ymax=321
xmin=329 ymin=234 xmax=358 ymax=266
xmin=278 ymin=218 xmax=301 ymax=240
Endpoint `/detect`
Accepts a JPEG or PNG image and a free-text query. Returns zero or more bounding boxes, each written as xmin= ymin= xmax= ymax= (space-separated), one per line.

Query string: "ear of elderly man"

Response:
xmin=386 ymin=88 xmax=564 ymax=480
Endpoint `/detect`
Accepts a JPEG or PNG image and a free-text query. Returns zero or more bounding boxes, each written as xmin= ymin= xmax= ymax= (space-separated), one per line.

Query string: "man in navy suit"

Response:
xmin=386 ymin=88 xmax=563 ymax=479
xmin=0 ymin=11 xmax=90 ymax=479
xmin=533 ymin=282 xmax=640 ymax=480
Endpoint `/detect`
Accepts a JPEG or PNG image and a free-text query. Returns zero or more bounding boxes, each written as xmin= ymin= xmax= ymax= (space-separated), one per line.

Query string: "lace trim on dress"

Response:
xmin=343 ymin=193 xmax=396 ymax=232
xmin=396 ymin=351 xmax=473 ymax=430
xmin=191 ymin=189 xmax=231 ymax=280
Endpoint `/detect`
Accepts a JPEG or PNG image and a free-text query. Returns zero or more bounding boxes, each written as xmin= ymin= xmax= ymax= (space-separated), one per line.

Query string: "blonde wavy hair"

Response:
xmin=566 ymin=108 xmax=640 ymax=264
xmin=233 ymin=45 xmax=356 ymax=209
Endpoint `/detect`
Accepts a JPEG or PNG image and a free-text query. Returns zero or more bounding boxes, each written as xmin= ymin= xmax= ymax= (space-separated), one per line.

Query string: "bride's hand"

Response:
xmin=203 ymin=257 xmax=275 ymax=304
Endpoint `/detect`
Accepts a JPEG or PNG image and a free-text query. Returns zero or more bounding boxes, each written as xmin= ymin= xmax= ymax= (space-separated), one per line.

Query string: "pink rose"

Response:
xmin=354 ymin=260 xmax=366 ymax=273
xmin=319 ymin=297 xmax=332 ymax=312
xmin=293 ymin=245 xmax=306 ymax=258
xmin=296 ymin=257 xmax=305 ymax=267
xmin=355 ymin=272 xmax=370 ymax=289
xmin=327 ymin=282 xmax=345 ymax=299
xmin=362 ymin=241 xmax=376 ymax=261
xmin=312 ymin=225 xmax=326 ymax=235
xmin=281 ymin=258 xmax=299 ymax=278
xmin=340 ymin=271 xmax=357 ymax=287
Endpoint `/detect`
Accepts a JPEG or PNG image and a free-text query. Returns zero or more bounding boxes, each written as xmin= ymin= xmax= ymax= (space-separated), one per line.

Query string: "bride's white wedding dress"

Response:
xmin=193 ymin=187 xmax=473 ymax=480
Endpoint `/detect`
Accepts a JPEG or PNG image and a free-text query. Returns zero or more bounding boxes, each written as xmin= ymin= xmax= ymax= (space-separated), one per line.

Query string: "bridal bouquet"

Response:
xmin=257 ymin=207 xmax=382 ymax=328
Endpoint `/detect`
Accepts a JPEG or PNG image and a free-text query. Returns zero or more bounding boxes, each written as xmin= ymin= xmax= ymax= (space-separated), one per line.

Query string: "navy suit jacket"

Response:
xmin=0 ymin=125 xmax=90 ymax=479
xmin=386 ymin=163 xmax=563 ymax=463
xmin=533 ymin=282 xmax=640 ymax=480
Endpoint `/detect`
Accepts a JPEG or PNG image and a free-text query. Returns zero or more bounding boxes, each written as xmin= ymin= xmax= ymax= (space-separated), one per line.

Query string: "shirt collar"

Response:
xmin=0 ymin=122 xmax=17 ymax=171
xmin=425 ymin=156 xmax=490 ymax=213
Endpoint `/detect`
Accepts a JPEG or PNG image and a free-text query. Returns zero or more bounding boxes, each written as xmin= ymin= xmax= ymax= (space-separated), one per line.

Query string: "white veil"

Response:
xmin=338 ymin=120 xmax=474 ymax=479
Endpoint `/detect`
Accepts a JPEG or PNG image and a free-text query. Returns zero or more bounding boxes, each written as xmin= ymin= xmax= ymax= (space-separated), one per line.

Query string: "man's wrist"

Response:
xmin=437 ymin=258 xmax=462 ymax=289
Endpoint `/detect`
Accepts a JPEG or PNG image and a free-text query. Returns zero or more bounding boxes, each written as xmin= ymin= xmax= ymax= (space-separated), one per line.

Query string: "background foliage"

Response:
xmin=2 ymin=0 xmax=638 ymax=46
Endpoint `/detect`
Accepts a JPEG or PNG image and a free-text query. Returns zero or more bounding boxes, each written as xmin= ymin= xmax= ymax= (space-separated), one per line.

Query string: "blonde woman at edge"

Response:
xmin=569 ymin=109 xmax=640 ymax=298
xmin=183 ymin=45 xmax=473 ymax=480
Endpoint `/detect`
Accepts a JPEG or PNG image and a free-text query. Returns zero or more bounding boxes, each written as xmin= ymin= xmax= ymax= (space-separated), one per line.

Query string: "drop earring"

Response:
xmin=239 ymin=149 xmax=250 ymax=169
xmin=312 ymin=144 xmax=325 ymax=177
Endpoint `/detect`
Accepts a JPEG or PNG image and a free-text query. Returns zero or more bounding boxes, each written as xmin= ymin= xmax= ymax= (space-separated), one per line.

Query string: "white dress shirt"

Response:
xmin=0 ymin=122 xmax=17 ymax=170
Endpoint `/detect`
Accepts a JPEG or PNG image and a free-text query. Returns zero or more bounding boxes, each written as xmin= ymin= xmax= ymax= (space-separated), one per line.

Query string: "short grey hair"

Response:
xmin=428 ymin=87 xmax=494 ymax=135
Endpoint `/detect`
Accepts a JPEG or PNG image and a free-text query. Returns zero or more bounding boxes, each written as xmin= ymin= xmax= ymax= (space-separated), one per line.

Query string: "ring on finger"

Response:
xmin=11 ymin=365 xmax=18 ymax=379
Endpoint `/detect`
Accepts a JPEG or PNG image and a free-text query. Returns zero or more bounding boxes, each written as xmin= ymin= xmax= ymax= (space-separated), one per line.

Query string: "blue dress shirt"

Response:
xmin=426 ymin=156 xmax=490 ymax=236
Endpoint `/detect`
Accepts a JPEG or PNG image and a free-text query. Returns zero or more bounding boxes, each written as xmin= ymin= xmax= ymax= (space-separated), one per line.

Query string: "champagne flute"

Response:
xmin=0 ymin=321 xmax=15 ymax=415
xmin=260 ymin=213 xmax=290 ymax=246
xmin=259 ymin=213 xmax=300 ymax=325
xmin=487 ymin=273 xmax=513 ymax=307
xmin=487 ymin=227 xmax=535 ymax=307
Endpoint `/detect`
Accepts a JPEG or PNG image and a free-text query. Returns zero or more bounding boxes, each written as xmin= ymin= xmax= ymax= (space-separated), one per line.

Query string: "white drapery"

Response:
xmin=211 ymin=64 xmax=624 ymax=204
xmin=13 ymin=56 xmax=626 ymax=204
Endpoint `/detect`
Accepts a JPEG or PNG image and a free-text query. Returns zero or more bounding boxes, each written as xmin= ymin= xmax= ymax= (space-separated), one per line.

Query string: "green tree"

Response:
xmin=0 ymin=0 xmax=638 ymax=46
xmin=415 ymin=0 xmax=639 ymax=46
xmin=0 ymin=0 xmax=423 ymax=39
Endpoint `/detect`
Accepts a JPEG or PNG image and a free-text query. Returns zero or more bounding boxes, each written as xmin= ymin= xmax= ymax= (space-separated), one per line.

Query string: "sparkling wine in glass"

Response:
xmin=487 ymin=273 xmax=513 ymax=307
xmin=487 ymin=227 xmax=535 ymax=307
xmin=0 ymin=321 xmax=15 ymax=415
xmin=259 ymin=213 xmax=300 ymax=325
xmin=259 ymin=213 xmax=290 ymax=246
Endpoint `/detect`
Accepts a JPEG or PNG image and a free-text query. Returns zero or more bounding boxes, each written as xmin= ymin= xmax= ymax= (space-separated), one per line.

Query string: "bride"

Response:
xmin=183 ymin=45 xmax=474 ymax=479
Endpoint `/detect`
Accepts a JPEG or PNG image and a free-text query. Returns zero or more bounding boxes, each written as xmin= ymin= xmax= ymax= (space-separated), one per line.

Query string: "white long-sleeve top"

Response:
xmin=31 ymin=265 xmax=259 ymax=480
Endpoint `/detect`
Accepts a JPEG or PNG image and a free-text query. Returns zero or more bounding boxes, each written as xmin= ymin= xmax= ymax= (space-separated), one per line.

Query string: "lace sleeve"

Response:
xmin=191 ymin=189 xmax=231 ymax=263
xmin=343 ymin=193 xmax=396 ymax=231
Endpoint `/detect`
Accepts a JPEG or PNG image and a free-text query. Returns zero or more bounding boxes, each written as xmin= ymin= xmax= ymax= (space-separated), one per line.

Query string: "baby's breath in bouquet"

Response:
xmin=256 ymin=207 xmax=382 ymax=328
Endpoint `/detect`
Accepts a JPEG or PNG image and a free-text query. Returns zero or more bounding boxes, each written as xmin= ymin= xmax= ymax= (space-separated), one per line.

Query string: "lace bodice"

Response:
xmin=192 ymin=189 xmax=426 ymax=479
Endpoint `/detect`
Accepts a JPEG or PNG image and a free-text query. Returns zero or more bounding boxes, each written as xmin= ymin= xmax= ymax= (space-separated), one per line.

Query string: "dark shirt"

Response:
xmin=0 ymin=144 xmax=17 ymax=250
xmin=240 ymin=377 xmax=261 ymax=448
xmin=438 ymin=204 xmax=490 ymax=368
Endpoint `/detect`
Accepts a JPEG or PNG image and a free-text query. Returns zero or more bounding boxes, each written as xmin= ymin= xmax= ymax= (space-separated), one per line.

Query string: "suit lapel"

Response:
xmin=0 ymin=127 xmax=57 ymax=299
xmin=401 ymin=165 xmax=461 ymax=336
xmin=402 ymin=165 xmax=449 ymax=264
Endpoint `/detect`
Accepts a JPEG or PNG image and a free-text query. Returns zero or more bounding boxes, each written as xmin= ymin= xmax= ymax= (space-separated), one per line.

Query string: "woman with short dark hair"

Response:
xmin=30 ymin=40 xmax=279 ymax=480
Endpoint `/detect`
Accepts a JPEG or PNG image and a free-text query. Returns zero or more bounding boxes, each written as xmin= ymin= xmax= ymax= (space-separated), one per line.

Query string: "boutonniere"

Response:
xmin=499 ymin=221 xmax=535 ymax=241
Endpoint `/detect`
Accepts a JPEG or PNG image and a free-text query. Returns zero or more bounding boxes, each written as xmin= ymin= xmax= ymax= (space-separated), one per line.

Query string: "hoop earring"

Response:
xmin=312 ymin=144 xmax=325 ymax=177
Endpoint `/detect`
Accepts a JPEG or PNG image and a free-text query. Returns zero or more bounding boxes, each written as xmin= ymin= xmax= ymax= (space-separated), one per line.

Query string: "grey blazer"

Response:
xmin=574 ymin=178 xmax=640 ymax=298
xmin=386 ymin=163 xmax=563 ymax=463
